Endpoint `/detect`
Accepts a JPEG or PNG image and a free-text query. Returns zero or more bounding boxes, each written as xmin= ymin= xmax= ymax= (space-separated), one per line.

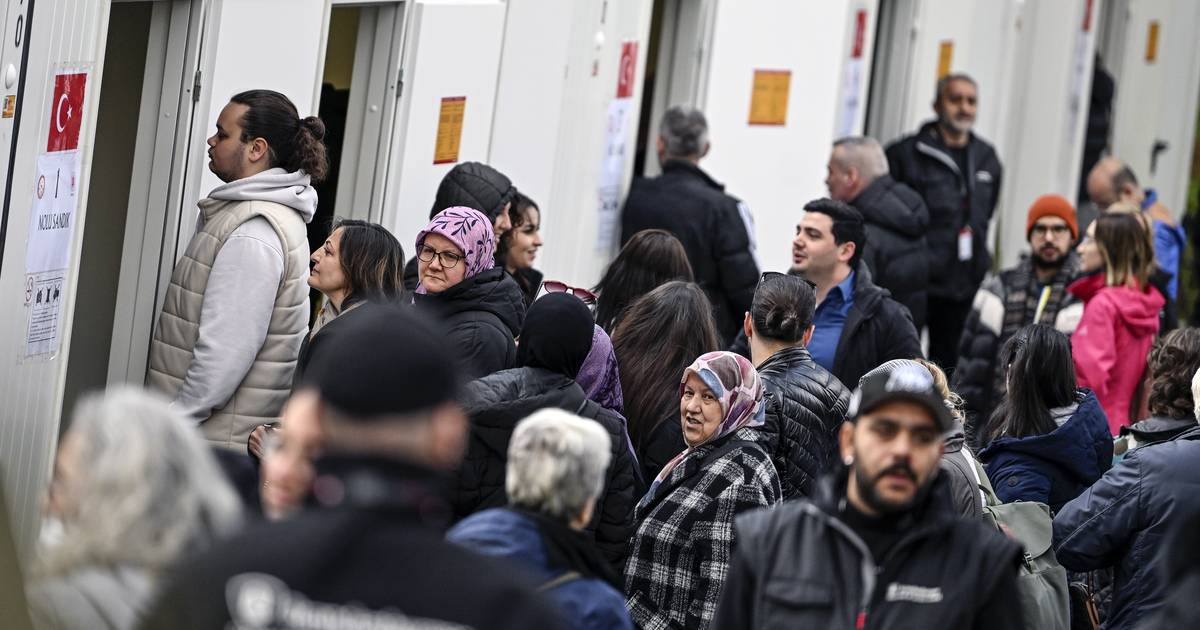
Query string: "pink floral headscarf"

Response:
xmin=414 ymin=206 xmax=496 ymax=294
xmin=641 ymin=351 xmax=765 ymax=503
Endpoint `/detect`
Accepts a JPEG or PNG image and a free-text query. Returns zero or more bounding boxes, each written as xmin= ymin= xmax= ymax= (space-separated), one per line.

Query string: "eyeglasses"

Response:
xmin=759 ymin=270 xmax=816 ymax=291
xmin=541 ymin=280 xmax=597 ymax=305
xmin=417 ymin=245 xmax=465 ymax=269
xmin=1030 ymin=224 xmax=1072 ymax=237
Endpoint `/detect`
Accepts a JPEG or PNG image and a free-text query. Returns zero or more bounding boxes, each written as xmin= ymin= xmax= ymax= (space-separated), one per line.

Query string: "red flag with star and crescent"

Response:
xmin=47 ymin=72 xmax=86 ymax=153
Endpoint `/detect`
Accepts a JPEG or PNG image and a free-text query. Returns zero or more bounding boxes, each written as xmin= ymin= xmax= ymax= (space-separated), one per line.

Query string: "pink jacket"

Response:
xmin=1068 ymin=273 xmax=1164 ymax=434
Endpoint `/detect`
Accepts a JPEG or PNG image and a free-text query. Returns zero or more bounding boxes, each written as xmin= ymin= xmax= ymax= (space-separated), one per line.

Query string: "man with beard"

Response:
xmin=952 ymin=195 xmax=1082 ymax=443
xmin=887 ymin=74 xmax=1003 ymax=371
xmin=712 ymin=362 xmax=1023 ymax=629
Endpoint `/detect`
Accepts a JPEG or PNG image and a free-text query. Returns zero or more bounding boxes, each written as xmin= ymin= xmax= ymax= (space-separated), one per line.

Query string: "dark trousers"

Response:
xmin=926 ymin=295 xmax=973 ymax=374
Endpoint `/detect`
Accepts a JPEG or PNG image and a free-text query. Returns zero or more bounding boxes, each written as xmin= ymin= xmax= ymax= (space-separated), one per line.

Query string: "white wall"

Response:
xmin=0 ymin=0 xmax=111 ymax=559
xmin=699 ymin=0 xmax=877 ymax=274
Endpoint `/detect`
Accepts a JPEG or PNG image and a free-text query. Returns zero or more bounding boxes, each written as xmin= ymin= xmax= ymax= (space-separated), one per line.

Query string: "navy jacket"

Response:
xmin=979 ymin=390 xmax=1112 ymax=513
xmin=1053 ymin=425 xmax=1200 ymax=629
xmin=447 ymin=509 xmax=633 ymax=630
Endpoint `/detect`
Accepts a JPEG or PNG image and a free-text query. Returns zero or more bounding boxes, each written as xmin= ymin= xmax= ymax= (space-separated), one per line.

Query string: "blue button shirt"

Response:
xmin=808 ymin=271 xmax=856 ymax=372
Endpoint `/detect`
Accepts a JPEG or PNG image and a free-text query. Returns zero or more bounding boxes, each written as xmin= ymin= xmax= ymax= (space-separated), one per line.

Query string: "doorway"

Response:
xmin=61 ymin=1 xmax=154 ymax=426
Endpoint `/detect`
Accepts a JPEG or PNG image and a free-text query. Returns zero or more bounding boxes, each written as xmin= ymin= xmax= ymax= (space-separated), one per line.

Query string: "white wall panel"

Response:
xmin=0 ymin=0 xmax=110 ymax=560
xmin=698 ymin=0 xmax=872 ymax=274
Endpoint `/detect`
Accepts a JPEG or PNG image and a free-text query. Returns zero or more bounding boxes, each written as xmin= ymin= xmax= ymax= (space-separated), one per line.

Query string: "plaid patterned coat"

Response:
xmin=623 ymin=427 xmax=781 ymax=629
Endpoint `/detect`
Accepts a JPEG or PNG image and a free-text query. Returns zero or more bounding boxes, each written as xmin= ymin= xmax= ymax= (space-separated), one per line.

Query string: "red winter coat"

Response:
xmin=1068 ymin=272 xmax=1163 ymax=434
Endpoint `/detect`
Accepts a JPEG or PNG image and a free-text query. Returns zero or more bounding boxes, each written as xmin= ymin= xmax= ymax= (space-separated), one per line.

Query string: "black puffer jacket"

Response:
xmin=831 ymin=264 xmax=924 ymax=389
xmin=886 ymin=121 xmax=1003 ymax=301
xmin=454 ymin=367 xmax=641 ymax=570
xmin=620 ymin=160 xmax=760 ymax=344
xmin=756 ymin=346 xmax=850 ymax=499
xmin=412 ymin=268 xmax=524 ymax=380
xmin=852 ymin=174 xmax=930 ymax=329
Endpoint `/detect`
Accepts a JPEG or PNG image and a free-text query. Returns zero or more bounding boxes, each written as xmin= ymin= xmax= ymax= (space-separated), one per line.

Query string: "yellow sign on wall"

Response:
xmin=937 ymin=40 xmax=954 ymax=79
xmin=434 ymin=96 xmax=466 ymax=165
xmin=1146 ymin=21 xmax=1160 ymax=63
xmin=748 ymin=70 xmax=791 ymax=126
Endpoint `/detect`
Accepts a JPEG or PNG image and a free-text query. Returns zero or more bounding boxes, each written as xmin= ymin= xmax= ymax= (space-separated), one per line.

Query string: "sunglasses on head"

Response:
xmin=759 ymin=271 xmax=816 ymax=291
xmin=541 ymin=280 xmax=598 ymax=305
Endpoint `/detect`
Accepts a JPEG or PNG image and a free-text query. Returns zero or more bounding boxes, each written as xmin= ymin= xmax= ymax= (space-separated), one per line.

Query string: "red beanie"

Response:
xmin=1026 ymin=194 xmax=1078 ymax=240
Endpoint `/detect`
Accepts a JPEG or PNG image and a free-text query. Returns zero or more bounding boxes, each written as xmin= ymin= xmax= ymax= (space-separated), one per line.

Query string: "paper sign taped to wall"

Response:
xmin=25 ymin=270 xmax=65 ymax=360
xmin=433 ymin=96 xmax=466 ymax=165
xmin=1146 ymin=21 xmax=1160 ymax=62
xmin=748 ymin=70 xmax=791 ymax=126
xmin=25 ymin=150 xmax=80 ymax=275
xmin=938 ymin=41 xmax=954 ymax=79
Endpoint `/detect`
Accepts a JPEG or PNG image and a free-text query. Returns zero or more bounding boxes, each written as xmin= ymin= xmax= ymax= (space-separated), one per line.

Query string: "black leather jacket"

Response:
xmin=756 ymin=346 xmax=850 ymax=499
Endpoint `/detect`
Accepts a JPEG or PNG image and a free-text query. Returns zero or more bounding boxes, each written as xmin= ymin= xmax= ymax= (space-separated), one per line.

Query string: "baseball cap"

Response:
xmin=847 ymin=362 xmax=955 ymax=433
xmin=302 ymin=305 xmax=458 ymax=419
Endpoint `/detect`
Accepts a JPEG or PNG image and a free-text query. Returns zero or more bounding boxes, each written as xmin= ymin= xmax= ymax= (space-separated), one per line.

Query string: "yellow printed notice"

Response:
xmin=1146 ymin=21 xmax=1160 ymax=63
xmin=433 ymin=96 xmax=466 ymax=165
xmin=938 ymin=40 xmax=954 ymax=79
xmin=748 ymin=70 xmax=791 ymax=126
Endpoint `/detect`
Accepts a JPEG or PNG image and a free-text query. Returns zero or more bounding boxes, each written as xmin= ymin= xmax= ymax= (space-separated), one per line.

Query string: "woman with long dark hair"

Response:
xmin=978 ymin=324 xmax=1112 ymax=511
xmin=612 ymin=281 xmax=720 ymax=482
xmin=593 ymin=229 xmax=693 ymax=333
xmin=1070 ymin=211 xmax=1164 ymax=432
xmin=498 ymin=192 xmax=544 ymax=306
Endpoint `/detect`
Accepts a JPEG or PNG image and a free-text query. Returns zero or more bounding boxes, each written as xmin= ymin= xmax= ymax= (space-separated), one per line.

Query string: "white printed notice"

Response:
xmin=25 ymin=150 xmax=80 ymax=274
xmin=25 ymin=271 xmax=65 ymax=359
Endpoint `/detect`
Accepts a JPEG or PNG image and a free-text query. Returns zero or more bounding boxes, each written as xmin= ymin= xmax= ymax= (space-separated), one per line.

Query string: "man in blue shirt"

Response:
xmin=791 ymin=199 xmax=923 ymax=388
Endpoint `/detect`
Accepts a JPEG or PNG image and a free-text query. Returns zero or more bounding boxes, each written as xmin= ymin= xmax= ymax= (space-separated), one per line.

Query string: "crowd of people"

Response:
xmin=14 ymin=76 xmax=1200 ymax=630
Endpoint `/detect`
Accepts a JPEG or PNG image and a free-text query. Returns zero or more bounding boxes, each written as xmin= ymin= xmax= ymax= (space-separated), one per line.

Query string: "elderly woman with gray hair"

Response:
xmin=26 ymin=387 xmax=242 ymax=630
xmin=447 ymin=408 xmax=634 ymax=630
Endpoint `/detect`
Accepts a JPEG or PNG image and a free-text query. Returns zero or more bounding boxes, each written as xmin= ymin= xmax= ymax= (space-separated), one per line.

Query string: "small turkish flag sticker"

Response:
xmin=47 ymin=72 xmax=86 ymax=152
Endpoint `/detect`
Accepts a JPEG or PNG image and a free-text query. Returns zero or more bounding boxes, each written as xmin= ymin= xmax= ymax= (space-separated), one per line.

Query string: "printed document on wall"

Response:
xmin=25 ymin=150 xmax=81 ymax=275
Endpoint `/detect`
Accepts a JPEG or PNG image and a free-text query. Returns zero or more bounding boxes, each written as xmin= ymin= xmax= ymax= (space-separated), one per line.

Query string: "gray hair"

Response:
xmin=505 ymin=409 xmax=611 ymax=521
xmin=934 ymin=72 xmax=978 ymax=101
xmin=833 ymin=136 xmax=889 ymax=181
xmin=35 ymin=387 xmax=242 ymax=577
xmin=659 ymin=105 xmax=709 ymax=159
xmin=1192 ymin=367 xmax=1200 ymax=422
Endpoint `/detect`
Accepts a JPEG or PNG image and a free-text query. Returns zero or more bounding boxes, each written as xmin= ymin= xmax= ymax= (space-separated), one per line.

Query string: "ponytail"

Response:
xmin=230 ymin=90 xmax=330 ymax=183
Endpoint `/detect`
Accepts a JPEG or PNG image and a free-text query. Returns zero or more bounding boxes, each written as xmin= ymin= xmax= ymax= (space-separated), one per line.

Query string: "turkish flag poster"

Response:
xmin=47 ymin=71 xmax=86 ymax=153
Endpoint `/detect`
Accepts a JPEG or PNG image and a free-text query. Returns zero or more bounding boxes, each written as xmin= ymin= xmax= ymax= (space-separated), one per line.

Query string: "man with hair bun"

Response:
xmin=743 ymin=272 xmax=850 ymax=499
xmin=620 ymin=105 xmax=760 ymax=344
xmin=148 ymin=89 xmax=330 ymax=449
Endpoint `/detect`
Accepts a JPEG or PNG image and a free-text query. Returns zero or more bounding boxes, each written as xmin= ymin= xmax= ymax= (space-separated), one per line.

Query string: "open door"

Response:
xmin=380 ymin=0 xmax=506 ymax=248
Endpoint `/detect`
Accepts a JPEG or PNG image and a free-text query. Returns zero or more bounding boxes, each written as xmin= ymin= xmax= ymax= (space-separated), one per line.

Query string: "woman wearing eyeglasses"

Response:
xmin=499 ymin=192 xmax=544 ymax=307
xmin=413 ymin=206 xmax=526 ymax=379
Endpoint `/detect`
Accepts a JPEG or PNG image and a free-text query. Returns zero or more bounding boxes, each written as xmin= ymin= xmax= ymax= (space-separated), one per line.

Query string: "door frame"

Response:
xmin=106 ymin=0 xmax=209 ymax=385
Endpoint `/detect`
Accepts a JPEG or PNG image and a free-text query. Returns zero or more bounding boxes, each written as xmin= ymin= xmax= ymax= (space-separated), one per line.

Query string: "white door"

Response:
xmin=1105 ymin=0 xmax=1200 ymax=217
xmin=380 ymin=0 xmax=506 ymax=248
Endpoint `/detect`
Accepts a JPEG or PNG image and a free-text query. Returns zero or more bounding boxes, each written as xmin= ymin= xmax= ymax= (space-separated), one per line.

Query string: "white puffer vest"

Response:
xmin=147 ymin=198 xmax=309 ymax=448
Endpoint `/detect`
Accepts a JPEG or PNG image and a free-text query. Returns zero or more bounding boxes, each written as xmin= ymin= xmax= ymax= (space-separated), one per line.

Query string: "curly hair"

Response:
xmin=1148 ymin=328 xmax=1200 ymax=420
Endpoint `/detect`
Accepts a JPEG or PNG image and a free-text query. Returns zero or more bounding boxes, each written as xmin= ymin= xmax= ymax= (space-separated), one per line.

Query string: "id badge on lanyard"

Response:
xmin=958 ymin=227 xmax=973 ymax=262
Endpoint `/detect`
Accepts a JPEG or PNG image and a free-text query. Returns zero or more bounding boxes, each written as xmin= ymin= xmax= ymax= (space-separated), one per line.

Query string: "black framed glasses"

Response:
xmin=417 ymin=245 xmax=465 ymax=269
xmin=541 ymin=280 xmax=598 ymax=305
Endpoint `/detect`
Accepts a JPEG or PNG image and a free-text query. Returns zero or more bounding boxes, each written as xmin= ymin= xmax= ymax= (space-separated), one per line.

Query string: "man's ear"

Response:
xmin=700 ymin=142 xmax=711 ymax=159
xmin=838 ymin=421 xmax=855 ymax=465
xmin=655 ymin=136 xmax=666 ymax=157
xmin=1118 ymin=183 xmax=1139 ymax=203
xmin=247 ymin=137 xmax=271 ymax=164
xmin=839 ymin=240 xmax=857 ymax=265
xmin=743 ymin=312 xmax=754 ymax=340
xmin=428 ymin=404 xmax=468 ymax=470
xmin=802 ymin=324 xmax=815 ymax=347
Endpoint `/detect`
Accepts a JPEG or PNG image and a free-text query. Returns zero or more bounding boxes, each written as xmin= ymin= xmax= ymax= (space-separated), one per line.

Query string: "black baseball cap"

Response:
xmin=847 ymin=361 xmax=955 ymax=433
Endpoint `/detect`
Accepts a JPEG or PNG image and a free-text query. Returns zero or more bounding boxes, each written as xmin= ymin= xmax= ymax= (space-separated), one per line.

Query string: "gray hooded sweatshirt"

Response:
xmin=171 ymin=168 xmax=317 ymax=424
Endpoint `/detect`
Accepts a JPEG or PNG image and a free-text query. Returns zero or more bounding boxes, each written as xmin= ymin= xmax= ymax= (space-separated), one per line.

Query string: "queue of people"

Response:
xmin=17 ymin=82 xmax=1200 ymax=630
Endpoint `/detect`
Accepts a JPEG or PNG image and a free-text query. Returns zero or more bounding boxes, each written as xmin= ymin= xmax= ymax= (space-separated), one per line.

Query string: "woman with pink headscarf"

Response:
xmin=623 ymin=351 xmax=781 ymax=629
xmin=413 ymin=207 xmax=526 ymax=379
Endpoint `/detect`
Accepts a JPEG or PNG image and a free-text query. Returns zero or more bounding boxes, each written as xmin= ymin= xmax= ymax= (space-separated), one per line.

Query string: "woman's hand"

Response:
xmin=248 ymin=424 xmax=276 ymax=460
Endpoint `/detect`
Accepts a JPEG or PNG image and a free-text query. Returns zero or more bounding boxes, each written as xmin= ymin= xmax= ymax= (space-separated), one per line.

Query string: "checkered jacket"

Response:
xmin=624 ymin=427 xmax=781 ymax=629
